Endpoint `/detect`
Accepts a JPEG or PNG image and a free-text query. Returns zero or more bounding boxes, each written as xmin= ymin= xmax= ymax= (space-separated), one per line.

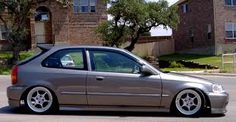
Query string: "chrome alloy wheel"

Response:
xmin=26 ymin=87 xmax=53 ymax=113
xmin=175 ymin=90 xmax=202 ymax=116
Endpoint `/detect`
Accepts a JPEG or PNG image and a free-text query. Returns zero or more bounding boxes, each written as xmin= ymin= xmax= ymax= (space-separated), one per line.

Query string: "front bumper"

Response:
xmin=7 ymin=85 xmax=27 ymax=107
xmin=208 ymin=92 xmax=229 ymax=114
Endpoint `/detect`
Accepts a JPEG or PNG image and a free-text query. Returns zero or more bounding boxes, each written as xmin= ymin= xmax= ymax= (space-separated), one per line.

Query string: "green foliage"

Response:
xmin=0 ymin=0 xmax=68 ymax=64
xmin=19 ymin=51 xmax=34 ymax=61
xmin=0 ymin=0 xmax=34 ymax=64
xmin=141 ymin=32 xmax=151 ymax=36
xmin=0 ymin=51 xmax=34 ymax=75
xmin=169 ymin=61 xmax=184 ymax=68
xmin=159 ymin=54 xmax=236 ymax=73
xmin=96 ymin=21 xmax=129 ymax=47
xmin=96 ymin=0 xmax=179 ymax=50
xmin=0 ymin=51 xmax=33 ymax=61
xmin=159 ymin=53 xmax=221 ymax=67
xmin=0 ymin=65 xmax=11 ymax=75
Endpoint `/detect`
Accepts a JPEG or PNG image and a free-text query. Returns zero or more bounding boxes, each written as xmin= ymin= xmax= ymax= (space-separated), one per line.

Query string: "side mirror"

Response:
xmin=141 ymin=65 xmax=154 ymax=76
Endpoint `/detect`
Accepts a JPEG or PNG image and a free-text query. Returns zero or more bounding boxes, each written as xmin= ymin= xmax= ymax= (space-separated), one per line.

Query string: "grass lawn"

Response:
xmin=0 ymin=51 xmax=34 ymax=75
xmin=159 ymin=54 xmax=234 ymax=72
xmin=0 ymin=51 xmax=34 ymax=61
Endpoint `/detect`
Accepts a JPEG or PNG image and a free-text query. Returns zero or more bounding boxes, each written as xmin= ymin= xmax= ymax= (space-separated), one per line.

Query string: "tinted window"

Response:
xmin=225 ymin=0 xmax=236 ymax=5
xmin=89 ymin=50 xmax=141 ymax=74
xmin=42 ymin=49 xmax=86 ymax=70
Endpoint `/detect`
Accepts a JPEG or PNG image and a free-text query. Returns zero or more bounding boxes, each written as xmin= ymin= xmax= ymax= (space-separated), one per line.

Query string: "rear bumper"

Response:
xmin=208 ymin=92 xmax=229 ymax=114
xmin=7 ymin=85 xmax=27 ymax=107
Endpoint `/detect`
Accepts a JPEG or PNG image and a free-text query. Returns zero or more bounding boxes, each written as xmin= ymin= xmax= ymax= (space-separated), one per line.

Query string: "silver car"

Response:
xmin=60 ymin=54 xmax=75 ymax=67
xmin=7 ymin=45 xmax=229 ymax=116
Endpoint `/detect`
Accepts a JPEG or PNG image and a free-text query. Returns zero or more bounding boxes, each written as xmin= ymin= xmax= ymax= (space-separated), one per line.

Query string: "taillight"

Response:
xmin=11 ymin=65 xmax=18 ymax=85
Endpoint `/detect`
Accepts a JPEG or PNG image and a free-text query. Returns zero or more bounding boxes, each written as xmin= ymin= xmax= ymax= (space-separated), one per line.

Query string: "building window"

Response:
xmin=35 ymin=12 xmax=50 ymax=21
xmin=90 ymin=0 xmax=96 ymax=12
xmin=225 ymin=0 xmax=236 ymax=6
xmin=35 ymin=7 xmax=50 ymax=22
xmin=0 ymin=25 xmax=7 ymax=40
xmin=225 ymin=22 xmax=236 ymax=39
xmin=73 ymin=0 xmax=96 ymax=13
xmin=207 ymin=24 xmax=212 ymax=39
xmin=80 ymin=0 xmax=89 ymax=12
xmin=182 ymin=3 xmax=189 ymax=13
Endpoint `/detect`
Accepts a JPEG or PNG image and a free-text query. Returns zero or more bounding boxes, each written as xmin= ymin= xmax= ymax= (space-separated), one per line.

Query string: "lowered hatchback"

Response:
xmin=7 ymin=45 xmax=229 ymax=116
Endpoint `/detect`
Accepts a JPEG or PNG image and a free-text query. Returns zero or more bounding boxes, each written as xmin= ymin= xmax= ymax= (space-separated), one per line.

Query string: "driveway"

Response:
xmin=0 ymin=75 xmax=235 ymax=122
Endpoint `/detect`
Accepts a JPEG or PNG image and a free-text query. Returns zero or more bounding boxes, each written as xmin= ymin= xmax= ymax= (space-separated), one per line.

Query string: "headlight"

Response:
xmin=212 ymin=84 xmax=224 ymax=93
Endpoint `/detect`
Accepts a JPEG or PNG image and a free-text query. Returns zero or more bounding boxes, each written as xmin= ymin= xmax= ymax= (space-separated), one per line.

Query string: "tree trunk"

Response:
xmin=124 ymin=33 xmax=141 ymax=52
xmin=124 ymin=41 xmax=136 ymax=52
xmin=11 ymin=48 xmax=20 ymax=65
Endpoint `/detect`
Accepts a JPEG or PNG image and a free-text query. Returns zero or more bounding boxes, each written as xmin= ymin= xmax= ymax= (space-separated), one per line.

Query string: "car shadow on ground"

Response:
xmin=0 ymin=106 xmax=225 ymax=118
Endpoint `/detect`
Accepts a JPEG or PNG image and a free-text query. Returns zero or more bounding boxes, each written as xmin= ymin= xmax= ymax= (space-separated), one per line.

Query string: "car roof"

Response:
xmin=38 ymin=44 xmax=126 ymax=52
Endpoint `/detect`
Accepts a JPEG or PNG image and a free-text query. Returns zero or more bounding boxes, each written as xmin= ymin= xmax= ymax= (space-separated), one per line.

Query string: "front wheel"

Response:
xmin=25 ymin=87 xmax=57 ymax=114
xmin=174 ymin=89 xmax=203 ymax=116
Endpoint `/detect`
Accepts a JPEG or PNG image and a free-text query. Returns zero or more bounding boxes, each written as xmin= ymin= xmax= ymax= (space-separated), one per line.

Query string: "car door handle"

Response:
xmin=96 ymin=76 xmax=104 ymax=81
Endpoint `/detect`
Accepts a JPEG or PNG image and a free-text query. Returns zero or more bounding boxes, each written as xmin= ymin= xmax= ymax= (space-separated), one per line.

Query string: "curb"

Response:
xmin=170 ymin=69 xmax=236 ymax=77
xmin=171 ymin=72 xmax=236 ymax=77
xmin=170 ymin=69 xmax=219 ymax=74
xmin=182 ymin=73 xmax=236 ymax=77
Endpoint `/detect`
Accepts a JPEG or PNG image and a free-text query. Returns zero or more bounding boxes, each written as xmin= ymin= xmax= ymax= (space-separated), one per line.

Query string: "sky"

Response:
xmin=148 ymin=0 xmax=179 ymax=36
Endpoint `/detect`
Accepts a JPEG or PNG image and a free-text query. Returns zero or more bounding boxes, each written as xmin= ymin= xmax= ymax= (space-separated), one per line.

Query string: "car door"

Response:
xmin=87 ymin=49 xmax=162 ymax=107
xmin=41 ymin=48 xmax=88 ymax=105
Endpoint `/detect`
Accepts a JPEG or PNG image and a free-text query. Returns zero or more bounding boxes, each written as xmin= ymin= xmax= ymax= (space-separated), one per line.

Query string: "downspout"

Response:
xmin=67 ymin=5 xmax=70 ymax=45
xmin=212 ymin=0 xmax=217 ymax=55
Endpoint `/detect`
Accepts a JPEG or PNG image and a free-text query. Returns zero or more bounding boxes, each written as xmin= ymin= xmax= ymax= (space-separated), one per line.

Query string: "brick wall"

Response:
xmin=31 ymin=0 xmax=107 ymax=47
xmin=173 ymin=0 xmax=215 ymax=55
xmin=213 ymin=0 xmax=236 ymax=54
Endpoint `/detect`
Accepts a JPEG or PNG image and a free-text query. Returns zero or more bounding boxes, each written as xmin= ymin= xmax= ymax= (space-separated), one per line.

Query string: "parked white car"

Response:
xmin=60 ymin=55 xmax=75 ymax=67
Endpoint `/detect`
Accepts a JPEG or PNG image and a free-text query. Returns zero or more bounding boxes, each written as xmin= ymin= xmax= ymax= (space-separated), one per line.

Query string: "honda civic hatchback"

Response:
xmin=7 ymin=45 xmax=229 ymax=116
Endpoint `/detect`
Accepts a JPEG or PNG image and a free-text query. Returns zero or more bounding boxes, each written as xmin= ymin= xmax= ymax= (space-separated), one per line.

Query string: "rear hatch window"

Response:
xmin=18 ymin=44 xmax=53 ymax=65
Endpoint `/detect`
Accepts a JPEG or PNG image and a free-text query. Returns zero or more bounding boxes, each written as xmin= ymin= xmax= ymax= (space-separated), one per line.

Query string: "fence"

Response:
xmin=126 ymin=36 xmax=174 ymax=57
xmin=222 ymin=53 xmax=236 ymax=72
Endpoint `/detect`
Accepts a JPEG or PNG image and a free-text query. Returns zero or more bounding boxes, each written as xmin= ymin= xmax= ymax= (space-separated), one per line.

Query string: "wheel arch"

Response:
xmin=170 ymin=87 xmax=211 ymax=114
xmin=20 ymin=85 xmax=59 ymax=106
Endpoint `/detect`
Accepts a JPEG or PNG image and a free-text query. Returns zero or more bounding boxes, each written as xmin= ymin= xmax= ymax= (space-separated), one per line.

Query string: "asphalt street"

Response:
xmin=0 ymin=74 xmax=235 ymax=122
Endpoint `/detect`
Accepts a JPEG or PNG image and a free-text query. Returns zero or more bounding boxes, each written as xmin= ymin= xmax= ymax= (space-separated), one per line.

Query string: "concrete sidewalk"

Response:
xmin=0 ymin=75 xmax=10 ymax=78
xmin=170 ymin=70 xmax=236 ymax=77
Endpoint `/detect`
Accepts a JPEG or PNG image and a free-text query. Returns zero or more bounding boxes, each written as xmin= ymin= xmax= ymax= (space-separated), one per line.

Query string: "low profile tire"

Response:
xmin=25 ymin=87 xmax=58 ymax=114
xmin=174 ymin=89 xmax=203 ymax=116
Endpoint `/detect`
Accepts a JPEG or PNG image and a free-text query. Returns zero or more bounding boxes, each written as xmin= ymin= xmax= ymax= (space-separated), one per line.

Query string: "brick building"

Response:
xmin=0 ymin=0 xmax=107 ymax=50
xmin=173 ymin=0 xmax=236 ymax=55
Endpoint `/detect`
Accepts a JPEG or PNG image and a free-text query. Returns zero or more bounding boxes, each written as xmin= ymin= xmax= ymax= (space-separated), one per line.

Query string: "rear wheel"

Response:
xmin=25 ymin=87 xmax=58 ymax=114
xmin=174 ymin=89 xmax=203 ymax=116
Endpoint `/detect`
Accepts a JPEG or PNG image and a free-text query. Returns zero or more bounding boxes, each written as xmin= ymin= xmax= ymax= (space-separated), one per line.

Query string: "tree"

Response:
xmin=0 ymin=0 xmax=69 ymax=64
xmin=0 ymin=0 xmax=34 ymax=64
xmin=96 ymin=0 xmax=179 ymax=51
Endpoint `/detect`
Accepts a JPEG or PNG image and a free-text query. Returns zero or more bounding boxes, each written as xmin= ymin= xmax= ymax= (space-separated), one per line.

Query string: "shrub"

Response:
xmin=169 ymin=61 xmax=184 ymax=68
xmin=19 ymin=51 xmax=34 ymax=61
